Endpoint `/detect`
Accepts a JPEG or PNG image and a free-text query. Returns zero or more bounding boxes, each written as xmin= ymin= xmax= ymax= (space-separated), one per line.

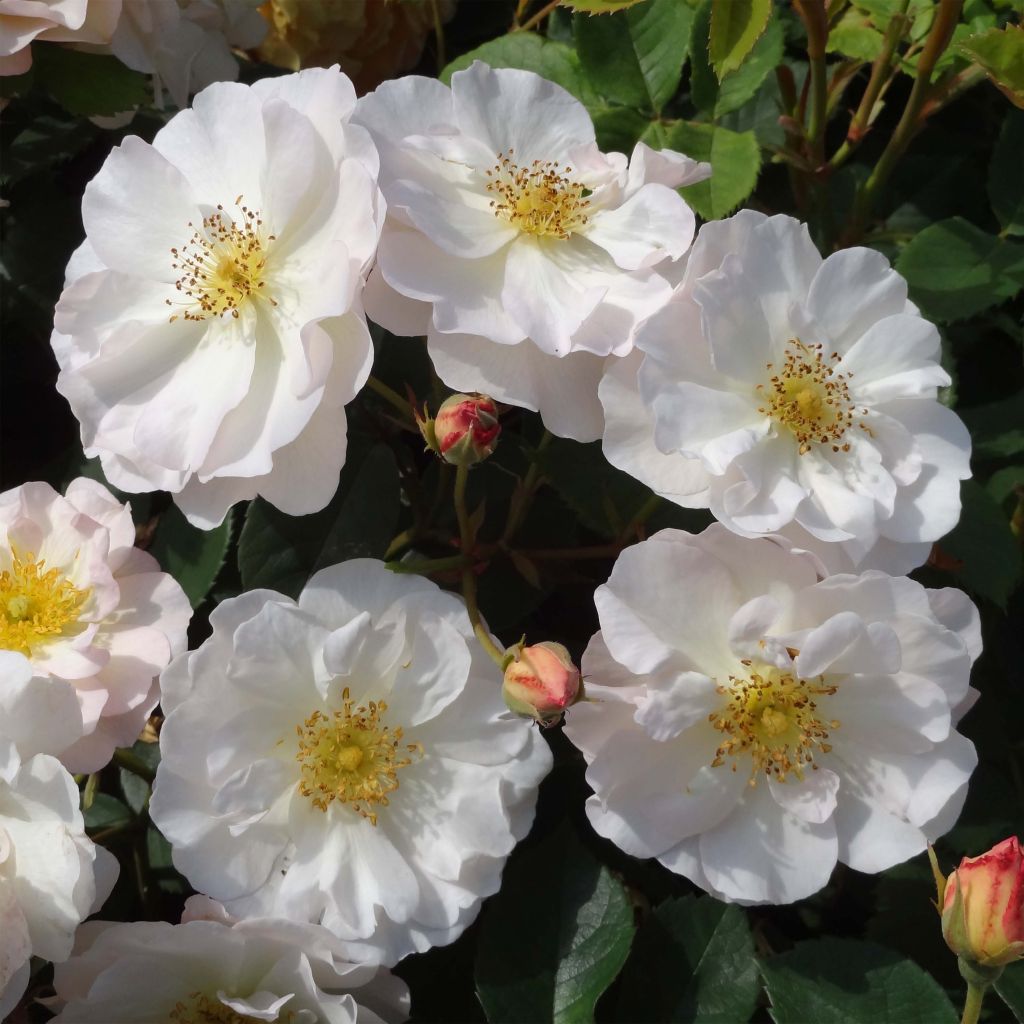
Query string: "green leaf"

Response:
xmin=614 ymin=895 xmax=759 ymax=1023
xmin=996 ymin=961 xmax=1024 ymax=1022
xmin=761 ymin=938 xmax=959 ymax=1024
xmin=894 ymin=217 xmax=1024 ymax=322
xmin=962 ymin=392 xmax=1024 ymax=459
xmin=575 ymin=0 xmax=694 ymax=113
xmin=959 ymin=24 xmax=1024 ymax=109
xmin=238 ymin=443 xmax=400 ymax=599
xmin=989 ymin=109 xmax=1024 ymax=236
xmin=84 ymin=793 xmax=132 ymax=830
xmin=709 ymin=0 xmax=772 ymax=79
xmin=31 ymin=46 xmax=149 ymax=117
xmin=560 ymin=0 xmax=648 ymax=11
xmin=475 ymin=825 xmax=635 ymax=1023
xmin=591 ymin=105 xmax=651 ymax=152
xmin=440 ymin=34 xmax=591 ymax=101
xmin=940 ymin=479 xmax=1022 ymax=609
xmin=827 ymin=8 xmax=886 ymax=62
xmin=148 ymin=504 xmax=232 ymax=609
xmin=119 ymin=768 xmax=150 ymax=816
xmin=692 ymin=0 xmax=784 ymax=118
xmin=643 ymin=120 xmax=761 ymax=219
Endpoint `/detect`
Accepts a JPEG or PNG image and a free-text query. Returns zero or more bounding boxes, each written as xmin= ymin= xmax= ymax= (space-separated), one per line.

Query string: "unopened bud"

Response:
xmin=941 ymin=837 xmax=1024 ymax=969
xmin=433 ymin=393 xmax=500 ymax=465
xmin=503 ymin=641 xmax=581 ymax=726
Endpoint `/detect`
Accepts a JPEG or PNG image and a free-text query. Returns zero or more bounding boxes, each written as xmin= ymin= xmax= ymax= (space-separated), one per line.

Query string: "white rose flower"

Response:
xmin=353 ymin=61 xmax=708 ymax=442
xmin=564 ymin=525 xmax=980 ymax=905
xmin=48 ymin=895 xmax=409 ymax=1023
xmin=109 ymin=0 xmax=267 ymax=109
xmin=601 ymin=210 xmax=971 ymax=570
xmin=51 ymin=67 xmax=384 ymax=529
xmin=0 ymin=0 xmax=120 ymax=76
xmin=0 ymin=754 xmax=117 ymax=1020
xmin=0 ymin=479 xmax=191 ymax=773
xmin=150 ymin=560 xmax=552 ymax=965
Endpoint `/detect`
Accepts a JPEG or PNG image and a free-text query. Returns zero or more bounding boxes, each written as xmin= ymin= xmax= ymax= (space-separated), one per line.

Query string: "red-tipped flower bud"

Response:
xmin=941 ymin=837 xmax=1024 ymax=968
xmin=502 ymin=642 xmax=581 ymax=726
xmin=433 ymin=393 xmax=500 ymax=465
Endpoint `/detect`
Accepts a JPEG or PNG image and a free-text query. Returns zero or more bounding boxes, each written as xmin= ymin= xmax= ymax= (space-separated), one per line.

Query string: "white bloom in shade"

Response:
xmin=601 ymin=210 xmax=971 ymax=569
xmin=48 ymin=896 xmax=409 ymax=1023
xmin=109 ymin=0 xmax=267 ymax=109
xmin=0 ymin=0 xmax=120 ymax=76
xmin=51 ymin=67 xmax=384 ymax=529
xmin=150 ymin=560 xmax=552 ymax=965
xmin=0 ymin=479 xmax=191 ymax=773
xmin=0 ymin=754 xmax=118 ymax=1020
xmin=564 ymin=525 xmax=980 ymax=905
xmin=353 ymin=61 xmax=708 ymax=442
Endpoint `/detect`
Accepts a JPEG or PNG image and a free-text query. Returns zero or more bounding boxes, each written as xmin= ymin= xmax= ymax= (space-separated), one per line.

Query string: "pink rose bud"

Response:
xmin=434 ymin=393 xmax=500 ymax=465
xmin=942 ymin=837 xmax=1024 ymax=967
xmin=502 ymin=642 xmax=581 ymax=726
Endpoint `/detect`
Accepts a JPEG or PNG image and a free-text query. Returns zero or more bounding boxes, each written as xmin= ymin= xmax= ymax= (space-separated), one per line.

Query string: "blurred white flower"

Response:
xmin=564 ymin=525 xmax=980 ymax=905
xmin=109 ymin=0 xmax=266 ymax=109
xmin=48 ymin=895 xmax=409 ymax=1023
xmin=0 ymin=754 xmax=117 ymax=1020
xmin=354 ymin=61 xmax=708 ymax=442
xmin=52 ymin=68 xmax=384 ymax=529
xmin=150 ymin=560 xmax=552 ymax=965
xmin=0 ymin=0 xmax=120 ymax=76
xmin=0 ymin=478 xmax=190 ymax=773
xmin=601 ymin=211 xmax=971 ymax=569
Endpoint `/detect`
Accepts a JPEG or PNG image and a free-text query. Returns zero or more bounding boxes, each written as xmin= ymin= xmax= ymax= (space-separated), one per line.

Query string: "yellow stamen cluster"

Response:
xmin=485 ymin=149 xmax=590 ymax=239
xmin=708 ymin=661 xmax=839 ymax=785
xmin=167 ymin=197 xmax=275 ymax=322
xmin=295 ymin=687 xmax=422 ymax=822
xmin=0 ymin=549 xmax=88 ymax=654
xmin=757 ymin=339 xmax=868 ymax=455
xmin=169 ymin=992 xmax=287 ymax=1024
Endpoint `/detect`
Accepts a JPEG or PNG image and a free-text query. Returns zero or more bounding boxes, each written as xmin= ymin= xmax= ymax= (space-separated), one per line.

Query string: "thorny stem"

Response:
xmin=829 ymin=0 xmax=911 ymax=170
xmin=454 ymin=460 xmax=507 ymax=668
xmin=848 ymin=0 xmax=963 ymax=239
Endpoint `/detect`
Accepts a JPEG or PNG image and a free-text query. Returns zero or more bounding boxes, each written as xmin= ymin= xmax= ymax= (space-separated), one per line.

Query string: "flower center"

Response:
xmin=167 ymin=198 xmax=276 ymax=322
xmin=756 ymin=339 xmax=867 ymax=455
xmin=485 ymin=149 xmax=590 ymax=239
xmin=295 ymin=687 xmax=422 ymax=823
xmin=0 ymin=548 xmax=88 ymax=654
xmin=169 ymin=992 xmax=290 ymax=1024
xmin=708 ymin=661 xmax=839 ymax=784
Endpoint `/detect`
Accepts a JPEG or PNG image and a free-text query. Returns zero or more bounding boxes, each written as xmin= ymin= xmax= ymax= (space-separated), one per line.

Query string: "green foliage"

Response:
xmin=31 ymin=46 xmax=149 ymax=117
xmin=708 ymin=0 xmax=773 ymax=79
xmin=238 ymin=443 xmax=400 ymax=598
xmin=148 ymin=504 xmax=232 ymax=609
xmin=989 ymin=109 xmax=1024 ymax=236
xmin=645 ymin=119 xmax=761 ymax=218
xmin=962 ymin=393 xmax=1024 ymax=459
xmin=760 ymin=939 xmax=959 ymax=1023
xmin=559 ymin=0 xmax=648 ymax=12
xmin=828 ymin=8 xmax=886 ymax=62
xmin=474 ymin=825 xmax=635 ymax=1023
xmin=692 ymin=2 xmax=784 ymax=118
xmin=574 ymin=0 xmax=693 ymax=113
xmin=959 ymin=24 xmax=1024 ymax=109
xmin=614 ymin=895 xmax=760 ymax=1022
xmin=940 ymin=480 xmax=1023 ymax=608
xmin=894 ymin=218 xmax=1024 ymax=323
xmin=996 ymin=962 xmax=1024 ymax=1022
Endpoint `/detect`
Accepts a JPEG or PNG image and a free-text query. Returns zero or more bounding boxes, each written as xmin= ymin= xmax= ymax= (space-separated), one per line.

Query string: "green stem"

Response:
xmin=794 ymin=0 xmax=830 ymax=168
xmin=501 ymin=430 xmax=553 ymax=544
xmin=454 ymin=461 xmax=507 ymax=668
xmin=386 ymin=554 xmax=470 ymax=575
xmin=516 ymin=0 xmax=559 ymax=33
xmin=113 ymin=748 xmax=155 ymax=785
xmin=82 ymin=771 xmax=100 ymax=811
xmin=365 ymin=375 xmax=415 ymax=424
xmin=960 ymin=982 xmax=987 ymax=1024
xmin=829 ymin=0 xmax=911 ymax=170
xmin=849 ymin=0 xmax=963 ymax=239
